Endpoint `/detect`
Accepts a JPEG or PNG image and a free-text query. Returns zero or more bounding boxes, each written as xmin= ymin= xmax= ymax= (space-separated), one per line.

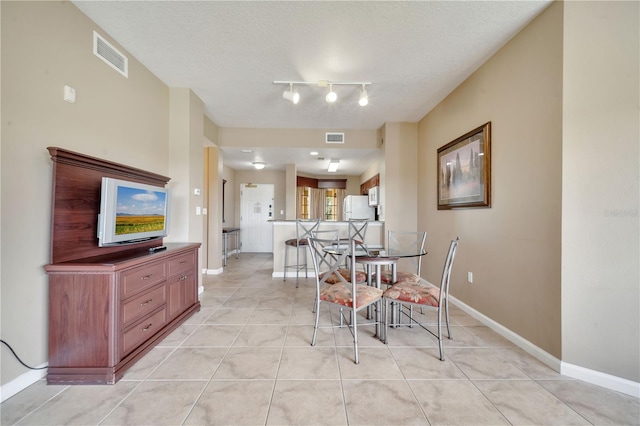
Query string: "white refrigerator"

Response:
xmin=343 ymin=195 xmax=375 ymax=221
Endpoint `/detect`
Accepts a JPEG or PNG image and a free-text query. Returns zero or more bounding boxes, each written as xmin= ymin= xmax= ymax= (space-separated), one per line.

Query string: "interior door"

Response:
xmin=240 ymin=183 xmax=274 ymax=252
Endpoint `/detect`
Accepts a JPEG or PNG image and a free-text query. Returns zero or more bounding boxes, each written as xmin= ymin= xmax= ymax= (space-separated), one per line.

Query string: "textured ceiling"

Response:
xmin=72 ymin=0 xmax=551 ymax=174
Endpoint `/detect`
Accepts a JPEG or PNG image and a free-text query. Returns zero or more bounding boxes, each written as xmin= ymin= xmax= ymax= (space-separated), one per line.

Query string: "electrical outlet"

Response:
xmin=467 ymin=272 xmax=473 ymax=283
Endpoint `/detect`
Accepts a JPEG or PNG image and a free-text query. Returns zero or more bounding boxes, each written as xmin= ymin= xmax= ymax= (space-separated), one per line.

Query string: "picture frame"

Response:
xmin=437 ymin=122 xmax=491 ymax=210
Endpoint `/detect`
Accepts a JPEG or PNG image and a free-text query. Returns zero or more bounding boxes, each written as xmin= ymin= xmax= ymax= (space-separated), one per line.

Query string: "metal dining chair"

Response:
xmin=308 ymin=236 xmax=383 ymax=364
xmin=348 ymin=218 xmax=369 ymax=250
xmin=382 ymin=237 xmax=459 ymax=361
xmin=379 ymin=230 xmax=427 ymax=285
xmin=283 ymin=218 xmax=320 ymax=287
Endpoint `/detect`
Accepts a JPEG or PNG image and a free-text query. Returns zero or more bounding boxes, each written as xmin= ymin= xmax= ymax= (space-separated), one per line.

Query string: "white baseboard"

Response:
xmin=447 ymin=292 xmax=640 ymax=398
xmin=204 ymin=267 xmax=223 ymax=275
xmin=0 ymin=363 xmax=48 ymax=403
xmin=447 ymin=293 xmax=562 ymax=372
xmin=561 ymin=362 xmax=640 ymax=398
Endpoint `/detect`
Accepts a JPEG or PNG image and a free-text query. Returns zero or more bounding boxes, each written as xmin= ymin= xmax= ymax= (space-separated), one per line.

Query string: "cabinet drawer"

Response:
xmin=168 ymin=252 xmax=195 ymax=276
xmin=122 ymin=308 xmax=166 ymax=356
xmin=122 ymin=284 xmax=166 ymax=326
xmin=121 ymin=262 xmax=166 ymax=298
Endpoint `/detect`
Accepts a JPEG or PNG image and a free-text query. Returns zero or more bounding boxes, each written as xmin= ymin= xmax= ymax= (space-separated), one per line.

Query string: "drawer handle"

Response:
xmin=141 ymin=323 xmax=153 ymax=332
xmin=140 ymin=298 xmax=153 ymax=306
xmin=180 ymin=261 xmax=187 ymax=265
xmin=181 ymin=275 xmax=187 ymax=281
xmin=141 ymin=274 xmax=153 ymax=280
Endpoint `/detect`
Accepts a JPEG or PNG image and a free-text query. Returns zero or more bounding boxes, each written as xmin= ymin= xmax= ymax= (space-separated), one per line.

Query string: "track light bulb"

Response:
xmin=282 ymin=83 xmax=299 ymax=104
xmin=283 ymin=90 xmax=299 ymax=104
xmin=359 ymin=85 xmax=368 ymax=106
xmin=326 ymin=84 xmax=337 ymax=103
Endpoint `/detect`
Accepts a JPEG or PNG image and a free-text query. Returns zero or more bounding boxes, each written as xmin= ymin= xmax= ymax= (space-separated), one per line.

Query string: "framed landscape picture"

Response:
xmin=437 ymin=122 xmax=491 ymax=210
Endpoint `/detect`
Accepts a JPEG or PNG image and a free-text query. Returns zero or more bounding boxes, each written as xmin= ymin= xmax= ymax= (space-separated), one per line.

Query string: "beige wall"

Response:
xmin=0 ymin=1 xmax=202 ymax=390
xmin=221 ymin=163 xmax=237 ymax=228
xmin=418 ymin=3 xmax=563 ymax=357
xmin=204 ymin=147 xmax=223 ymax=272
xmin=382 ymin=123 xmax=418 ymax=234
xmin=167 ymin=88 xmax=205 ymax=246
xmin=562 ymin=1 xmax=639 ymax=382
xmin=219 ymin=128 xmax=377 ymax=149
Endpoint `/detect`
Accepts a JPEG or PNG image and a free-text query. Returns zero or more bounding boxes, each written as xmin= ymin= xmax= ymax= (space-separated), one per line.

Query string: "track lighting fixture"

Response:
xmin=252 ymin=162 xmax=266 ymax=170
xmin=273 ymin=80 xmax=371 ymax=106
xmin=282 ymin=83 xmax=299 ymax=104
xmin=358 ymin=84 xmax=368 ymax=106
xmin=325 ymin=83 xmax=337 ymax=103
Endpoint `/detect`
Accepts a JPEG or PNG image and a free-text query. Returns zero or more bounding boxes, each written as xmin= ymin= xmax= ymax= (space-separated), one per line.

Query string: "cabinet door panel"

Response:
xmin=167 ymin=276 xmax=184 ymax=320
xmin=184 ymin=272 xmax=197 ymax=307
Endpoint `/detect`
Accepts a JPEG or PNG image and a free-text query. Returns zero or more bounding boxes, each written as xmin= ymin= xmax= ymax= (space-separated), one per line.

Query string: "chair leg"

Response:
xmin=437 ymin=306 xmax=444 ymax=361
xmin=382 ymin=299 xmax=388 ymax=343
xmin=445 ymin=296 xmax=452 ymax=339
xmin=283 ymin=245 xmax=288 ymax=281
xmin=295 ymin=245 xmax=300 ymax=288
xmin=352 ymin=306 xmax=359 ymax=364
xmin=311 ymin=300 xmax=320 ymax=346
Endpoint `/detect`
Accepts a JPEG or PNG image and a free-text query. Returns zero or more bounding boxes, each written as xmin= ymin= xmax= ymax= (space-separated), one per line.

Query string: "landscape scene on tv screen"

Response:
xmin=116 ymin=185 xmax=167 ymax=235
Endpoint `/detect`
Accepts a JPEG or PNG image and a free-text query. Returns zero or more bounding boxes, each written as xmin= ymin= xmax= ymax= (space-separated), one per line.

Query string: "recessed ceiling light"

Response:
xmin=242 ymin=149 xmax=253 ymax=153
xmin=310 ymin=151 xmax=318 ymax=156
xmin=327 ymin=159 xmax=340 ymax=173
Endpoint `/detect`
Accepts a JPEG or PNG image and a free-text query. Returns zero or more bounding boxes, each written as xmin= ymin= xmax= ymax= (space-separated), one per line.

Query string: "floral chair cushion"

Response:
xmin=379 ymin=270 xmax=420 ymax=285
xmin=383 ymin=282 xmax=441 ymax=307
xmin=320 ymin=283 xmax=383 ymax=308
xmin=320 ymin=268 xmax=367 ymax=284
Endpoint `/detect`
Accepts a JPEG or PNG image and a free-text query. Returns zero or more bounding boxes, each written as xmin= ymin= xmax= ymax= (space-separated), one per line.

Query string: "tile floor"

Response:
xmin=2 ymin=253 xmax=639 ymax=425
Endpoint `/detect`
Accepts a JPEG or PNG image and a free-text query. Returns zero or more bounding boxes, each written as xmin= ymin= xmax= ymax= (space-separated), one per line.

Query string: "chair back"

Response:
xmin=308 ymin=234 xmax=354 ymax=287
xmin=296 ymin=218 xmax=321 ymax=243
xmin=388 ymin=230 xmax=427 ymax=275
xmin=440 ymin=237 xmax=460 ymax=300
xmin=348 ymin=218 xmax=369 ymax=248
xmin=312 ymin=229 xmax=339 ymax=240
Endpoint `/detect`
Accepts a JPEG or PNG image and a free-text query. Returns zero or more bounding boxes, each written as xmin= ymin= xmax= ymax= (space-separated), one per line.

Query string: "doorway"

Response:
xmin=240 ymin=183 xmax=274 ymax=252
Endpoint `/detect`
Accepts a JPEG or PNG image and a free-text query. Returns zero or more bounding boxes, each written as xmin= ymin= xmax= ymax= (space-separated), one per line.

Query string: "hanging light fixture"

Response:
xmin=325 ymin=83 xmax=337 ymax=103
xmin=282 ymin=83 xmax=300 ymax=104
xmin=358 ymin=84 xmax=369 ymax=106
xmin=252 ymin=162 xmax=266 ymax=170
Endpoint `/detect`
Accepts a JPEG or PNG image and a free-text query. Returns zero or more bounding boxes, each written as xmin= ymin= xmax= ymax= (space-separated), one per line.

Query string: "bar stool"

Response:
xmin=283 ymin=218 xmax=320 ymax=287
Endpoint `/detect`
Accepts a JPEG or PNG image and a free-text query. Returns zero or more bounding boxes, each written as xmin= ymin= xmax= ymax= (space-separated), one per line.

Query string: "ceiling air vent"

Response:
xmin=326 ymin=132 xmax=345 ymax=144
xmin=93 ymin=31 xmax=128 ymax=77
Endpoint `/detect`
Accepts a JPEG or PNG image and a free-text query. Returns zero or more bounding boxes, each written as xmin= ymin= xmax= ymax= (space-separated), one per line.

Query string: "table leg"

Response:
xmin=223 ymin=233 xmax=228 ymax=266
xmin=235 ymin=230 xmax=239 ymax=259
xmin=375 ymin=264 xmax=382 ymax=338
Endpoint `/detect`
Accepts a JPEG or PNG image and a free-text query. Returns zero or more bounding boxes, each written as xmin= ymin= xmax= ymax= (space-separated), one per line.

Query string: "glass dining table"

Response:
xmin=323 ymin=244 xmax=427 ymax=288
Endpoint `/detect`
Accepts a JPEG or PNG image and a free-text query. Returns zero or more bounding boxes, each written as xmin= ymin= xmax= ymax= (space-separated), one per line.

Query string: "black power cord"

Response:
xmin=0 ymin=339 xmax=47 ymax=370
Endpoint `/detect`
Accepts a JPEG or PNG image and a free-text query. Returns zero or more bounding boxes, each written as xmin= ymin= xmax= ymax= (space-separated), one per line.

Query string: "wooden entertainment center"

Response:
xmin=44 ymin=147 xmax=200 ymax=384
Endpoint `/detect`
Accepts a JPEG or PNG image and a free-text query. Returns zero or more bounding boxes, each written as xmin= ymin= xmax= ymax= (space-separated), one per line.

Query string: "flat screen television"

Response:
xmin=97 ymin=177 xmax=170 ymax=247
